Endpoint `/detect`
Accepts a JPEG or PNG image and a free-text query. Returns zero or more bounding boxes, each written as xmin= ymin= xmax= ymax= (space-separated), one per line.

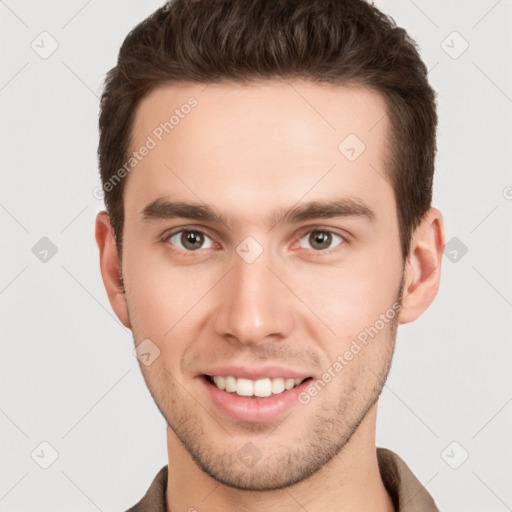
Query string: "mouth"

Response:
xmin=201 ymin=373 xmax=314 ymax=423
xmin=205 ymin=374 xmax=312 ymax=398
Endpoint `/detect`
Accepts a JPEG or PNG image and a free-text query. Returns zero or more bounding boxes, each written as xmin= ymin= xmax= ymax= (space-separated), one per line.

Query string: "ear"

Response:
xmin=399 ymin=207 xmax=445 ymax=324
xmin=95 ymin=211 xmax=131 ymax=329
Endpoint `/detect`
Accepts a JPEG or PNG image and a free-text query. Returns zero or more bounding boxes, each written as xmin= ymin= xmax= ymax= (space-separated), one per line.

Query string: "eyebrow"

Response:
xmin=141 ymin=197 xmax=375 ymax=227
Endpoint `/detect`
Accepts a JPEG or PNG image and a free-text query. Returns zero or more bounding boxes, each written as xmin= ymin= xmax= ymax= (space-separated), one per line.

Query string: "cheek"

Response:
xmin=284 ymin=253 xmax=402 ymax=340
xmin=122 ymin=244 xmax=218 ymax=346
xmin=333 ymin=276 xmax=401 ymax=333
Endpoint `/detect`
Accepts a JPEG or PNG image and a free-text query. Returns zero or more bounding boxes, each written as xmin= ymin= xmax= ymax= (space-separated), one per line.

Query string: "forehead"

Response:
xmin=131 ymin=79 xmax=389 ymax=153
xmin=126 ymin=80 xmax=393 ymax=224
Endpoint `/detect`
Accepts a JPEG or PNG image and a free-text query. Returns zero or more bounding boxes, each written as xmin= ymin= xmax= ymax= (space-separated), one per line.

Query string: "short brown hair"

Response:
xmin=98 ymin=0 xmax=437 ymax=258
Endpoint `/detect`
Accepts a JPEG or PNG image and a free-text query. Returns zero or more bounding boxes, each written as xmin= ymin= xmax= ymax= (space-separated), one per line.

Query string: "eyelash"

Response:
xmin=162 ymin=226 xmax=347 ymax=255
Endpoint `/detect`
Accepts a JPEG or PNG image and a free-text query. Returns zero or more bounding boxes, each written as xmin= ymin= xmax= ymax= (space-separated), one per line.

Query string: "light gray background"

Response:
xmin=1 ymin=1 xmax=511 ymax=511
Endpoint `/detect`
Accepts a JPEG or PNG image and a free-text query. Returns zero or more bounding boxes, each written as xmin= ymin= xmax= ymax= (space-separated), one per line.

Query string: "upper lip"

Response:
xmin=201 ymin=365 xmax=312 ymax=380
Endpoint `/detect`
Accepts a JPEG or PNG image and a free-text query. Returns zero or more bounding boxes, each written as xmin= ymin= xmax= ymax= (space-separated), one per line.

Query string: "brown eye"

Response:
xmin=299 ymin=230 xmax=344 ymax=251
xmin=168 ymin=230 xmax=213 ymax=251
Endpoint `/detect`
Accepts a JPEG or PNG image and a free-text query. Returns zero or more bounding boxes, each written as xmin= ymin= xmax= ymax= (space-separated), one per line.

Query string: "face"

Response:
xmin=120 ymin=80 xmax=404 ymax=490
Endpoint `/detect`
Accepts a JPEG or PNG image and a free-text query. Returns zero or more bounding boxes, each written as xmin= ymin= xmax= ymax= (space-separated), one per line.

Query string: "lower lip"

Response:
xmin=201 ymin=376 xmax=311 ymax=423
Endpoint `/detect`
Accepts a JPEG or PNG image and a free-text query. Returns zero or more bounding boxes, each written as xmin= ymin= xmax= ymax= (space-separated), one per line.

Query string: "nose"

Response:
xmin=213 ymin=250 xmax=295 ymax=346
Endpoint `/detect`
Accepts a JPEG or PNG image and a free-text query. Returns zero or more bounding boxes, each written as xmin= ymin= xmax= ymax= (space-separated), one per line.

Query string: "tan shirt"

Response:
xmin=125 ymin=448 xmax=438 ymax=511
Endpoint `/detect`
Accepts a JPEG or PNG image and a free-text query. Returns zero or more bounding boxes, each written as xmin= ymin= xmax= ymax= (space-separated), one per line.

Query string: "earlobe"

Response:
xmin=95 ymin=211 xmax=131 ymax=329
xmin=399 ymin=207 xmax=445 ymax=324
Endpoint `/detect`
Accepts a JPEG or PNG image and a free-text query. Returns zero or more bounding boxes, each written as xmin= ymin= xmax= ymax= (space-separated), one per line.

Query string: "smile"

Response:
xmin=207 ymin=375 xmax=309 ymax=398
xmin=202 ymin=374 xmax=314 ymax=423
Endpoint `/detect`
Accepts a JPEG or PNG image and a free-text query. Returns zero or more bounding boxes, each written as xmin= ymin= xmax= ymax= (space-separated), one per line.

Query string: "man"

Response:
xmin=95 ymin=0 xmax=444 ymax=510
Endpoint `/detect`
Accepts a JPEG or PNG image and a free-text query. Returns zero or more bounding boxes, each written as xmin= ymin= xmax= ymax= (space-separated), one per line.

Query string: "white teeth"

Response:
xmin=253 ymin=378 xmax=272 ymax=397
xmin=236 ymin=378 xmax=254 ymax=397
xmin=225 ymin=376 xmax=237 ymax=392
xmin=210 ymin=375 xmax=305 ymax=397
xmin=271 ymin=377 xmax=285 ymax=394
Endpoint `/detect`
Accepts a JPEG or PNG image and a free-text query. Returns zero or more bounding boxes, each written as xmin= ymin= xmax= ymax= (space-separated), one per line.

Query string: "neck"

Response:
xmin=165 ymin=405 xmax=394 ymax=512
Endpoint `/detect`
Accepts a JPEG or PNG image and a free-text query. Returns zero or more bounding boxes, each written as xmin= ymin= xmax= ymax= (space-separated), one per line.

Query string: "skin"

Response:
xmin=96 ymin=80 xmax=444 ymax=512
